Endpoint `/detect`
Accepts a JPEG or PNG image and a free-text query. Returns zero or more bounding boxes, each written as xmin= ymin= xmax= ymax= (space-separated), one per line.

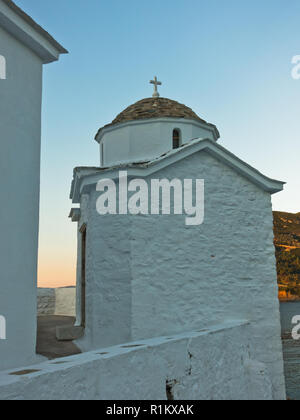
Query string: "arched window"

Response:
xmin=173 ymin=129 xmax=181 ymax=149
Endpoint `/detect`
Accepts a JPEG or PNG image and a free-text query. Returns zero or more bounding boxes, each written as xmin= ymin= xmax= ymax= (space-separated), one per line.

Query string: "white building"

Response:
xmin=68 ymin=81 xmax=286 ymax=399
xmin=0 ymin=0 xmax=67 ymax=370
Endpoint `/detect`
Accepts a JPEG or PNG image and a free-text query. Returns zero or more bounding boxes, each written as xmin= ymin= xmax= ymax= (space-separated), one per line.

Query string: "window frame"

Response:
xmin=172 ymin=128 xmax=181 ymax=149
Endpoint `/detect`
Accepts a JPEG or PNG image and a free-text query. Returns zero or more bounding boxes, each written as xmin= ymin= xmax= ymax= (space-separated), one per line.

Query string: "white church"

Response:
xmin=66 ymin=78 xmax=286 ymax=399
xmin=0 ymin=0 xmax=287 ymax=401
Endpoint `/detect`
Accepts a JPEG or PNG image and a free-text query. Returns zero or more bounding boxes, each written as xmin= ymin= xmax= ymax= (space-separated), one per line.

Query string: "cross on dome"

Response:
xmin=150 ymin=76 xmax=162 ymax=98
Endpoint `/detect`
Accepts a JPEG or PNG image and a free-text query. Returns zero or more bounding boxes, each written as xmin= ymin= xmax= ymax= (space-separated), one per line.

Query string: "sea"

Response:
xmin=280 ymin=302 xmax=300 ymax=400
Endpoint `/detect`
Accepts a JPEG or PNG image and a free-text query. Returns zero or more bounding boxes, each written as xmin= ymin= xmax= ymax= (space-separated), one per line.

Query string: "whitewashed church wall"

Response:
xmin=76 ymin=149 xmax=285 ymax=399
xmin=128 ymin=151 xmax=285 ymax=400
xmin=76 ymin=194 xmax=133 ymax=351
xmin=0 ymin=321 xmax=275 ymax=400
xmin=0 ymin=26 xmax=43 ymax=371
xmin=101 ymin=120 xmax=216 ymax=167
xmin=102 ymin=122 xmax=166 ymax=167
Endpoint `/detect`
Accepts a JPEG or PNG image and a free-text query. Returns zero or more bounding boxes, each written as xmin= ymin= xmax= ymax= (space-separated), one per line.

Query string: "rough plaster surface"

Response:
xmin=37 ymin=289 xmax=55 ymax=316
xmin=100 ymin=119 xmax=217 ymax=168
xmin=0 ymin=322 xmax=276 ymax=400
xmin=0 ymin=25 xmax=43 ymax=371
xmin=75 ymin=150 xmax=286 ymax=400
xmin=0 ymin=5 xmax=65 ymax=371
xmin=37 ymin=288 xmax=76 ymax=316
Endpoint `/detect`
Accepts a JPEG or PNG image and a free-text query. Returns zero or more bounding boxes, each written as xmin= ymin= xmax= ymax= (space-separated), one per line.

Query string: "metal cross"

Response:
xmin=150 ymin=76 xmax=162 ymax=98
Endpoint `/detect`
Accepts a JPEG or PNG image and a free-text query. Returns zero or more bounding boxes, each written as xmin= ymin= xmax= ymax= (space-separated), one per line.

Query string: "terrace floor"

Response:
xmin=36 ymin=316 xmax=81 ymax=360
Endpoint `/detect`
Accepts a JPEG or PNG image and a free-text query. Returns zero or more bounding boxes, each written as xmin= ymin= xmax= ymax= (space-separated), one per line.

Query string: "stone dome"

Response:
xmin=95 ymin=97 xmax=220 ymax=167
xmin=96 ymin=97 xmax=213 ymax=138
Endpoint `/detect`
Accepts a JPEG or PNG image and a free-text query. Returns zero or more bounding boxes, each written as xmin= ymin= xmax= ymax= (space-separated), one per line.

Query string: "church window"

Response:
xmin=173 ymin=129 xmax=181 ymax=149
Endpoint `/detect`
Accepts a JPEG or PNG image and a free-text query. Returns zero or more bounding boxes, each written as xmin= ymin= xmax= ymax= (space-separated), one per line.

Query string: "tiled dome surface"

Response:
xmin=96 ymin=97 xmax=211 ymax=137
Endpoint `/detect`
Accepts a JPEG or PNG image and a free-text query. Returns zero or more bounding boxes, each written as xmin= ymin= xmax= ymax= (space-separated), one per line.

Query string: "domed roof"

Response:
xmin=96 ymin=97 xmax=215 ymax=138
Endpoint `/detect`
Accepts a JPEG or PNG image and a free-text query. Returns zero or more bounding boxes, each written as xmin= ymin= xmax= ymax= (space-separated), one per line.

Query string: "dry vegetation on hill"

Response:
xmin=273 ymin=211 xmax=300 ymax=301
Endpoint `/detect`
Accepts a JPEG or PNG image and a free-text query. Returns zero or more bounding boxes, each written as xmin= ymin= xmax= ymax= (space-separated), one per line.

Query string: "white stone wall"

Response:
xmin=37 ymin=289 xmax=55 ymax=316
xmin=76 ymin=192 xmax=132 ymax=350
xmin=0 ymin=0 xmax=65 ymax=373
xmin=0 ymin=25 xmax=43 ymax=371
xmin=37 ymin=288 xmax=76 ymax=317
xmin=99 ymin=119 xmax=218 ymax=167
xmin=0 ymin=322 xmax=276 ymax=400
xmin=77 ymin=149 xmax=285 ymax=400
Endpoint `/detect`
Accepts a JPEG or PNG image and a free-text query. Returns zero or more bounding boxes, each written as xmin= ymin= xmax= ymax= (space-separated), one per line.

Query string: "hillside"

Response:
xmin=273 ymin=211 xmax=300 ymax=301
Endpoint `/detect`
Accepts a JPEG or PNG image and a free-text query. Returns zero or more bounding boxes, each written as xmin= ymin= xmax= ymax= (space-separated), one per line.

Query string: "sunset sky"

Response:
xmin=15 ymin=0 xmax=300 ymax=287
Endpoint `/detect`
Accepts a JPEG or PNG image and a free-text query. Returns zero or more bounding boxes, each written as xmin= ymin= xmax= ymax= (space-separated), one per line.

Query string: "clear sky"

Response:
xmin=15 ymin=0 xmax=300 ymax=287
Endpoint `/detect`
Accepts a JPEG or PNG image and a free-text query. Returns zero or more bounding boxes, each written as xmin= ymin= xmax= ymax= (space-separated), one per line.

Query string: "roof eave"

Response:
xmin=0 ymin=0 xmax=68 ymax=63
xmin=94 ymin=117 xmax=220 ymax=143
xmin=70 ymin=138 xmax=285 ymax=203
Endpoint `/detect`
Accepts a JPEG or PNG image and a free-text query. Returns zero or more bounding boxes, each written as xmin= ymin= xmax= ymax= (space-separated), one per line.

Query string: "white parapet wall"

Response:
xmin=0 ymin=321 xmax=276 ymax=400
xmin=37 ymin=287 xmax=76 ymax=317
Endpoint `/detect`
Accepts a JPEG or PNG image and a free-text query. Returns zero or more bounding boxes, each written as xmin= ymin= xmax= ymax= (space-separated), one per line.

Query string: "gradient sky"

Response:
xmin=15 ymin=0 xmax=300 ymax=287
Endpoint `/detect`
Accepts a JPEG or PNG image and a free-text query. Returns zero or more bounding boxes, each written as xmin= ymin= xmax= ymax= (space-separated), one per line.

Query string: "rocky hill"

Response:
xmin=273 ymin=211 xmax=300 ymax=301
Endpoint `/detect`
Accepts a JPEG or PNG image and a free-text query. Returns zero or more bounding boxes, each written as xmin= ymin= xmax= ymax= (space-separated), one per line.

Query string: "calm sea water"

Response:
xmin=280 ymin=302 xmax=300 ymax=400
